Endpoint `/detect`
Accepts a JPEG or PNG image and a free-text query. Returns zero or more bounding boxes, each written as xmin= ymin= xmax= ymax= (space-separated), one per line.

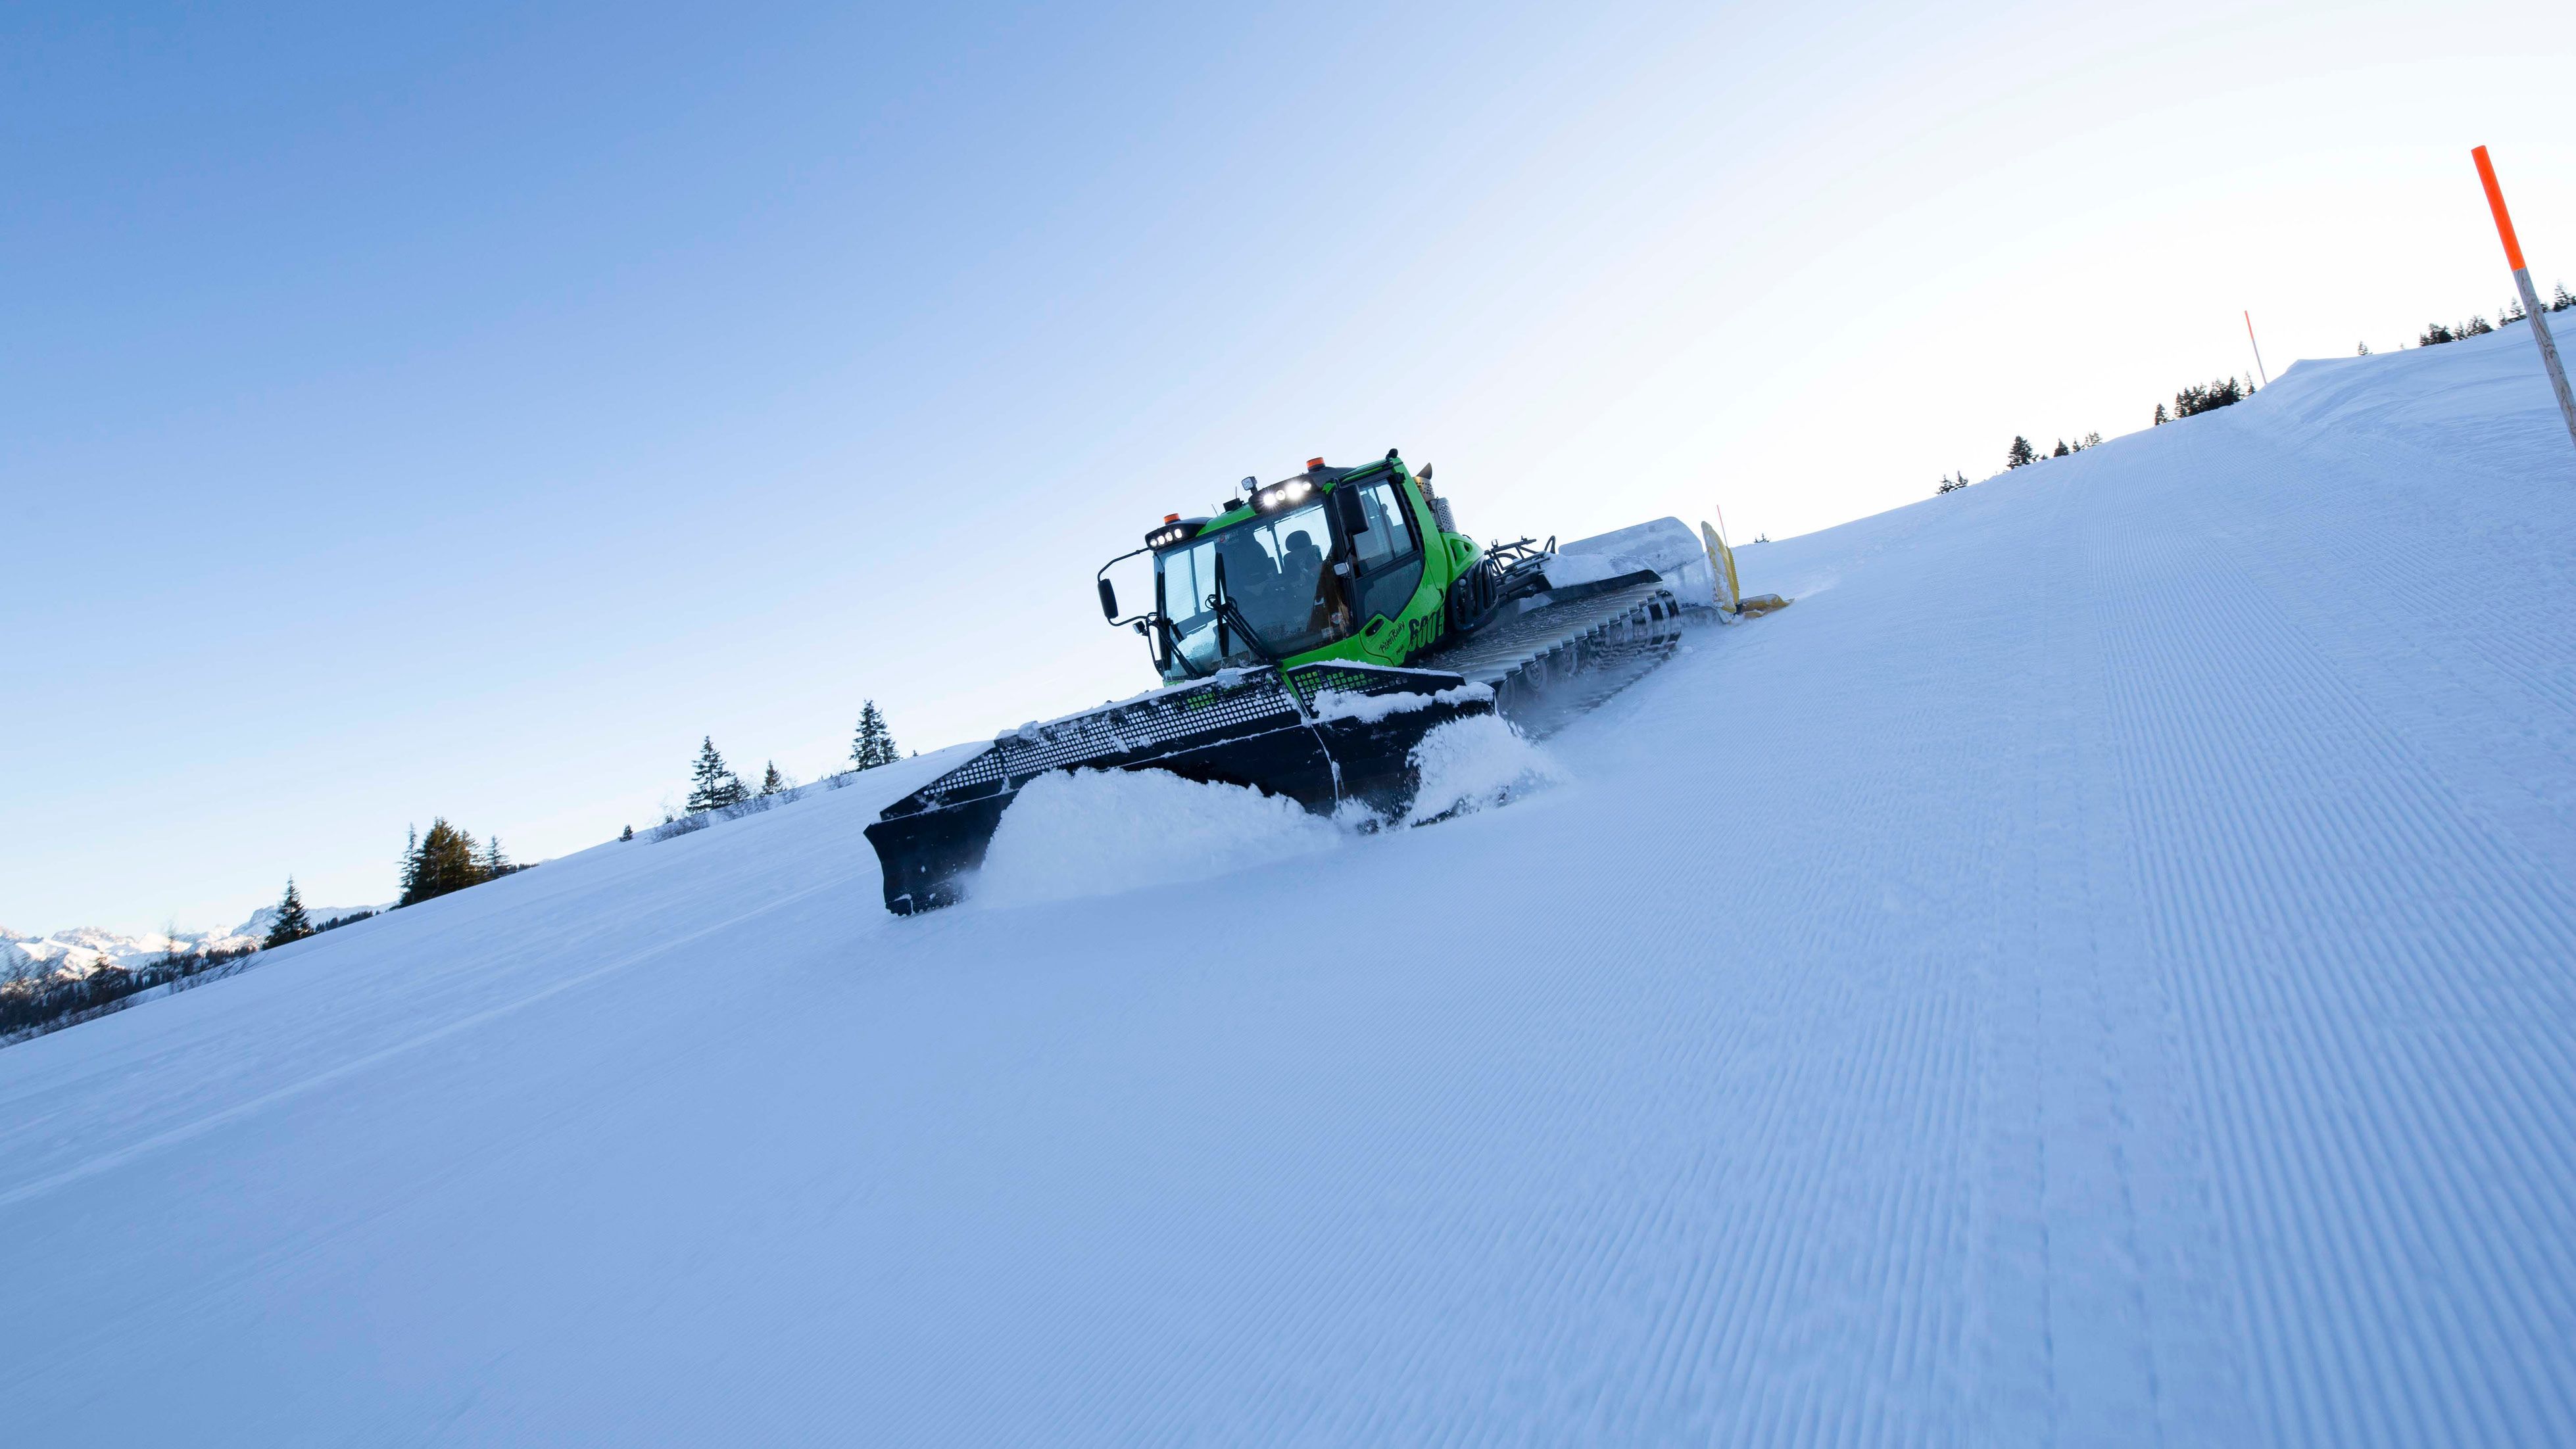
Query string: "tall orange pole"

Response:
xmin=2473 ymin=145 xmax=2576 ymax=450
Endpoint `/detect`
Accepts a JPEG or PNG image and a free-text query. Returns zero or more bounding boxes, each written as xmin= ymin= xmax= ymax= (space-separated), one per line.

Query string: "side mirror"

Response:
xmin=1334 ymin=486 xmax=1369 ymax=536
xmin=1096 ymin=577 xmax=1119 ymax=621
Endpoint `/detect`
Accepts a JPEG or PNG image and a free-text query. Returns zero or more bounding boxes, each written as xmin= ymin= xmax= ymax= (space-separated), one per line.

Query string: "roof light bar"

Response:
xmin=1252 ymin=477 xmax=1316 ymax=513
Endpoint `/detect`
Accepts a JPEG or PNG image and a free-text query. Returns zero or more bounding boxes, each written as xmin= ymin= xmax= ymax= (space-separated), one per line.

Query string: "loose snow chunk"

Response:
xmin=1403 ymin=715 xmax=1566 ymax=825
xmin=973 ymin=768 xmax=1342 ymax=907
xmin=1309 ymin=681 xmax=1494 ymax=724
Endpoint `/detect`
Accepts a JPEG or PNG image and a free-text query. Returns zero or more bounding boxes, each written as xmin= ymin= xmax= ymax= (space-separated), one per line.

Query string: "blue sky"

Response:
xmin=7 ymin=0 xmax=2571 ymax=932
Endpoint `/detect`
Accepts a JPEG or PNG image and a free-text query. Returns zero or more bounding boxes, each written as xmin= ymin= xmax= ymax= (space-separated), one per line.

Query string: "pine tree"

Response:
xmin=2154 ymin=402 xmax=2169 ymax=426
xmin=400 ymin=819 xmax=487 ymax=906
xmin=2357 ymin=341 xmax=2371 ymax=356
xmin=482 ymin=836 xmax=512 ymax=878
xmin=2553 ymin=282 xmax=2573 ymax=312
xmin=687 ymin=737 xmax=746 ymax=812
xmin=2051 ymin=439 xmax=2070 ymax=458
xmin=263 ymin=878 xmax=316 ymax=949
xmin=760 ymin=761 xmax=785 ymax=796
xmin=851 ymin=701 xmax=898 ymax=771
xmin=2005 ymin=436 xmax=2038 ymax=469
xmin=2173 ymin=379 xmax=2245 ymax=419
xmin=621 ymin=824 xmax=635 ymax=842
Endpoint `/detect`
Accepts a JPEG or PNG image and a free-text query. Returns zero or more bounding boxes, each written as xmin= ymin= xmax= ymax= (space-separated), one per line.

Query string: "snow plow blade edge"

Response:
xmin=864 ymin=664 xmax=1492 ymax=915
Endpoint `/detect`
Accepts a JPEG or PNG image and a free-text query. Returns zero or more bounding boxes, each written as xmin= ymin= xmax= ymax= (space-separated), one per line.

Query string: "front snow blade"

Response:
xmin=863 ymin=663 xmax=1492 ymax=915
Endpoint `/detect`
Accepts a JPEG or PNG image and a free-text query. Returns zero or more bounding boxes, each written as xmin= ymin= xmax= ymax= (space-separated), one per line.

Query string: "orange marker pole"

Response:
xmin=2243 ymin=310 xmax=2268 ymax=387
xmin=2473 ymin=145 xmax=2576 ymax=450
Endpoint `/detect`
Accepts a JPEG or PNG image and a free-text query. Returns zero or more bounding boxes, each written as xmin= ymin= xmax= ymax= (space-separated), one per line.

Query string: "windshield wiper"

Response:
xmin=1209 ymin=554 xmax=1279 ymax=665
xmin=1159 ymin=615 xmax=1210 ymax=679
xmin=1219 ymin=598 xmax=1278 ymax=663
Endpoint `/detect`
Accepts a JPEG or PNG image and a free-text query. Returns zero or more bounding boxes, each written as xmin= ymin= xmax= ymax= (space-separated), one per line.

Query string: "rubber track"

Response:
xmin=1432 ymin=580 xmax=1688 ymax=738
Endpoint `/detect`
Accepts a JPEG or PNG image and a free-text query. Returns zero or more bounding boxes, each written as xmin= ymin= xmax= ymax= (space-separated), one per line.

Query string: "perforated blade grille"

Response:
xmin=1284 ymin=662 xmax=1466 ymax=710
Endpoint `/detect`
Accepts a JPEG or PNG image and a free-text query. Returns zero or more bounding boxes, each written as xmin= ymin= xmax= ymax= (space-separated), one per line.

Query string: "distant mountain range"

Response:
xmin=3 ymin=904 xmax=381 ymax=976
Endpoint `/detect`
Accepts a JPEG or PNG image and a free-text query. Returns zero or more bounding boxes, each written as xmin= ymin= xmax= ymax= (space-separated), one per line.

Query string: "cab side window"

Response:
xmin=1353 ymin=481 xmax=1424 ymax=624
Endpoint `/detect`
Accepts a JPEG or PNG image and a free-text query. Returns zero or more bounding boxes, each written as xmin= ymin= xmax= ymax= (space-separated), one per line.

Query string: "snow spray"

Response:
xmin=1403 ymin=716 xmax=1567 ymax=826
xmin=971 ymin=768 xmax=1342 ymax=907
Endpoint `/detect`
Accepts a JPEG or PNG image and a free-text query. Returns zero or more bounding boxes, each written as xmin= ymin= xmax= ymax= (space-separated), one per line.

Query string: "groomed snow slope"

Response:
xmin=7 ymin=327 xmax=2576 ymax=1446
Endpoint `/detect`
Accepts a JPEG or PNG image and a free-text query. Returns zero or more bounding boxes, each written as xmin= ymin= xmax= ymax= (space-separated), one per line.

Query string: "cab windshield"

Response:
xmin=1156 ymin=501 xmax=1351 ymax=678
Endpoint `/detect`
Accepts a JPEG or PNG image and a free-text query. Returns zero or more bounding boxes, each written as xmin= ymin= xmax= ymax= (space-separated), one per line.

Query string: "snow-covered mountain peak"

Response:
xmin=4 ymin=905 xmax=376 ymax=974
